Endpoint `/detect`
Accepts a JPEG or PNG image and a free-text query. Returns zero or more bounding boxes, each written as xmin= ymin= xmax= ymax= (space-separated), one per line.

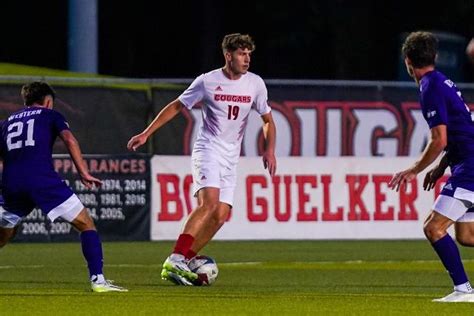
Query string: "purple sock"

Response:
xmin=431 ymin=234 xmax=469 ymax=286
xmin=80 ymin=230 xmax=103 ymax=277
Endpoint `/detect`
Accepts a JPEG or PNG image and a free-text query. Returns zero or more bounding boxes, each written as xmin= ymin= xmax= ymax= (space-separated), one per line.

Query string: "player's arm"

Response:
xmin=389 ymin=124 xmax=447 ymax=191
xmin=409 ymin=124 xmax=447 ymax=173
xmin=60 ymin=130 xmax=102 ymax=189
xmin=261 ymin=112 xmax=276 ymax=176
xmin=127 ymin=99 xmax=184 ymax=151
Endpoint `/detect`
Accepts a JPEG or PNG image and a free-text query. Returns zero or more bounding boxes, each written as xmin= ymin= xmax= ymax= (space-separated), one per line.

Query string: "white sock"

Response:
xmin=91 ymin=274 xmax=105 ymax=284
xmin=454 ymin=282 xmax=472 ymax=293
xmin=170 ymin=253 xmax=186 ymax=261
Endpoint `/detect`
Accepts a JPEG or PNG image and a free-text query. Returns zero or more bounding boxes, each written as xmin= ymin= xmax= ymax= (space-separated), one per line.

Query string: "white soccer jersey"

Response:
xmin=178 ymin=68 xmax=271 ymax=165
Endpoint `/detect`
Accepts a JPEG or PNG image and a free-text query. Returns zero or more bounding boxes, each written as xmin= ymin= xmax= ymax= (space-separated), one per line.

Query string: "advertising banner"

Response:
xmin=151 ymin=156 xmax=448 ymax=240
xmin=13 ymin=155 xmax=151 ymax=242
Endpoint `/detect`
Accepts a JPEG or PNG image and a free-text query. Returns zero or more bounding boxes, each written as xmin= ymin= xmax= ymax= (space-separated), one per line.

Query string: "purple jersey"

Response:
xmin=420 ymin=70 xmax=474 ymax=186
xmin=0 ymin=106 xmax=74 ymax=216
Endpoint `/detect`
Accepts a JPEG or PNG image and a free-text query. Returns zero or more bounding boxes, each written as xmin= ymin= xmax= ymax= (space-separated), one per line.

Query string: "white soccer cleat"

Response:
xmin=91 ymin=279 xmax=128 ymax=292
xmin=161 ymin=253 xmax=198 ymax=285
xmin=432 ymin=291 xmax=474 ymax=303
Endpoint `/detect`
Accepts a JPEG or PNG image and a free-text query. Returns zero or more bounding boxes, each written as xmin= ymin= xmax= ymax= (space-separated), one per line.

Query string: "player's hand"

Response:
xmin=127 ymin=133 xmax=148 ymax=151
xmin=423 ymin=165 xmax=445 ymax=191
xmin=262 ymin=151 xmax=276 ymax=176
xmin=81 ymin=174 xmax=103 ymax=189
xmin=388 ymin=168 xmax=417 ymax=192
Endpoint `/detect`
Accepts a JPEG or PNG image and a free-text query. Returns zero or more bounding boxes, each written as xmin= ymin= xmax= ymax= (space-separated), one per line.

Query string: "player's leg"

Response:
xmin=0 ymin=194 xmax=31 ymax=247
xmin=427 ymin=193 xmax=474 ymax=302
xmin=40 ymin=188 xmax=127 ymax=292
xmin=0 ymin=227 xmax=17 ymax=248
xmin=188 ymin=199 xmax=231 ymax=256
xmin=187 ymin=172 xmax=235 ymax=257
xmin=173 ymin=186 xmax=221 ymax=259
xmin=454 ymin=210 xmax=474 ymax=247
xmin=46 ymin=194 xmax=103 ymax=280
xmin=0 ymin=202 xmax=25 ymax=247
xmin=60 ymin=203 xmax=127 ymax=292
xmin=424 ymin=210 xmax=468 ymax=288
xmin=161 ymin=187 xmax=219 ymax=284
xmin=67 ymin=208 xmax=104 ymax=283
xmin=162 ymin=154 xmax=223 ymax=284
xmin=181 ymin=187 xmax=221 ymax=239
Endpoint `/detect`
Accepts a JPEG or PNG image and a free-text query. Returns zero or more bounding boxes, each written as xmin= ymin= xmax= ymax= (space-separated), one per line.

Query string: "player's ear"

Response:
xmin=44 ymin=95 xmax=54 ymax=109
xmin=404 ymin=57 xmax=415 ymax=78
xmin=404 ymin=57 xmax=411 ymax=67
xmin=224 ymin=50 xmax=232 ymax=62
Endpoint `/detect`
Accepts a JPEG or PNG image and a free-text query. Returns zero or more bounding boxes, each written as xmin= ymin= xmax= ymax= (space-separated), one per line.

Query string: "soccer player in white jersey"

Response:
xmin=127 ymin=33 xmax=277 ymax=285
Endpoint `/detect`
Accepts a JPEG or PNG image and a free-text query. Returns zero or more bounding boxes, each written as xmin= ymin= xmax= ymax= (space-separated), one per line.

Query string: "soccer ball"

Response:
xmin=188 ymin=255 xmax=218 ymax=286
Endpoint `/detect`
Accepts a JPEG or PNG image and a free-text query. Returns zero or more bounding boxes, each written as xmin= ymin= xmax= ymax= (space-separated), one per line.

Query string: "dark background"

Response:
xmin=1 ymin=0 xmax=473 ymax=80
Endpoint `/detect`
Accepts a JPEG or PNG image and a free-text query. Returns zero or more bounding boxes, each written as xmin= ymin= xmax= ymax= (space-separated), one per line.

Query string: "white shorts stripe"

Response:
xmin=457 ymin=212 xmax=474 ymax=223
xmin=433 ymin=194 xmax=474 ymax=222
xmin=47 ymin=194 xmax=84 ymax=222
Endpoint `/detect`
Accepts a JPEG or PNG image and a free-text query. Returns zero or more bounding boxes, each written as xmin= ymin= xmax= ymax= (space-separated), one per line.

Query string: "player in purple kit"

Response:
xmin=0 ymin=82 xmax=127 ymax=292
xmin=389 ymin=31 xmax=474 ymax=302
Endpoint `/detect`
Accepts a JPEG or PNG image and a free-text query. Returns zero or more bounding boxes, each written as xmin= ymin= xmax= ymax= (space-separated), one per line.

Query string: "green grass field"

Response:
xmin=1 ymin=240 xmax=473 ymax=315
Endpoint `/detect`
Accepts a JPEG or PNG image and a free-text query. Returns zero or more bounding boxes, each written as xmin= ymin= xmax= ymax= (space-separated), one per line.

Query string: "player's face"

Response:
xmin=226 ymin=48 xmax=251 ymax=75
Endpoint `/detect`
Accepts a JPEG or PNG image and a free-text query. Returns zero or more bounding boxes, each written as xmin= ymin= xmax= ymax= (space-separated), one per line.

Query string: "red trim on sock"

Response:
xmin=185 ymin=249 xmax=197 ymax=260
xmin=173 ymin=234 xmax=195 ymax=256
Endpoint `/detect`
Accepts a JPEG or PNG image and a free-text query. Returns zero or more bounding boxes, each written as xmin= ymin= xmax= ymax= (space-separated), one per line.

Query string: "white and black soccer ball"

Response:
xmin=188 ymin=255 xmax=218 ymax=286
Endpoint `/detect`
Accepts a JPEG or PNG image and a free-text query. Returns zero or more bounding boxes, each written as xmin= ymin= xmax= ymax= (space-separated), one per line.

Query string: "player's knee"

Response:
xmin=215 ymin=210 xmax=230 ymax=227
xmin=423 ymin=222 xmax=446 ymax=242
xmin=75 ymin=220 xmax=96 ymax=232
xmin=70 ymin=215 xmax=96 ymax=232
xmin=214 ymin=213 xmax=227 ymax=227
xmin=202 ymin=201 xmax=220 ymax=214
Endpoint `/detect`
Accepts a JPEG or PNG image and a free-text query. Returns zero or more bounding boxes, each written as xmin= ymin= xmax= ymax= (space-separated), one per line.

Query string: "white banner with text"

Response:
xmin=151 ymin=156 xmax=449 ymax=240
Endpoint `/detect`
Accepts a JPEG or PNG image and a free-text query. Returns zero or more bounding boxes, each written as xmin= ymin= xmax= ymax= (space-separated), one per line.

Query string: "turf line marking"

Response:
xmin=0 ymin=265 xmax=44 ymax=269
xmin=220 ymin=259 xmax=474 ymax=267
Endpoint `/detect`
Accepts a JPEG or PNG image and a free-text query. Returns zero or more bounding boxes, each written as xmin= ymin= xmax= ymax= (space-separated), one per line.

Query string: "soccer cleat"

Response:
xmin=161 ymin=269 xmax=194 ymax=286
xmin=91 ymin=280 xmax=129 ymax=292
xmin=432 ymin=291 xmax=474 ymax=302
xmin=161 ymin=254 xmax=198 ymax=285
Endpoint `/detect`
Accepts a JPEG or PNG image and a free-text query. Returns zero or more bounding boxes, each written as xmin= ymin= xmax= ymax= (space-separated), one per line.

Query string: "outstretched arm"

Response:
xmin=59 ymin=130 xmax=102 ymax=189
xmin=389 ymin=124 xmax=447 ymax=191
xmin=127 ymin=99 xmax=183 ymax=151
xmin=261 ymin=112 xmax=276 ymax=176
